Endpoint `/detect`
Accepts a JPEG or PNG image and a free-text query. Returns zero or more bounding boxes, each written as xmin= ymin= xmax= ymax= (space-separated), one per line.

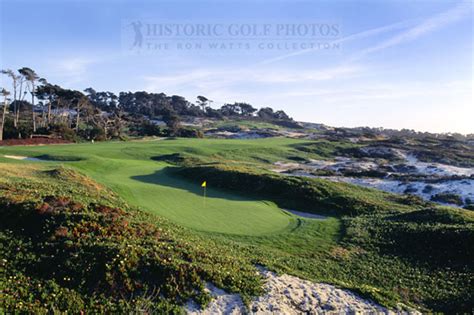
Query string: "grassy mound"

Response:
xmin=174 ymin=164 xmax=422 ymax=216
xmin=0 ymin=166 xmax=263 ymax=313
xmin=342 ymin=210 xmax=474 ymax=312
xmin=172 ymin=163 xmax=474 ymax=312
xmin=292 ymin=139 xmax=361 ymax=159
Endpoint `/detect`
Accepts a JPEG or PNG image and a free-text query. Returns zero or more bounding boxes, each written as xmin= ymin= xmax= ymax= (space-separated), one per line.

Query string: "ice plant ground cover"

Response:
xmin=1 ymin=137 xmax=473 ymax=313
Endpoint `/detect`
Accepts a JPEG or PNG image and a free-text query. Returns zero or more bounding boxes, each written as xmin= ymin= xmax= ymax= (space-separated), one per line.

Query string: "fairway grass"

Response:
xmin=0 ymin=138 xmax=310 ymax=235
xmin=85 ymin=159 xmax=292 ymax=235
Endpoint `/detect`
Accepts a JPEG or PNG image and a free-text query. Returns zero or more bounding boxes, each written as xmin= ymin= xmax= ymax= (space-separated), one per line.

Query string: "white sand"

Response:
xmin=405 ymin=154 xmax=474 ymax=177
xmin=285 ymin=209 xmax=327 ymax=220
xmin=323 ymin=176 xmax=474 ymax=206
xmin=272 ymin=153 xmax=474 ymax=206
xmin=3 ymin=155 xmax=41 ymax=161
xmin=186 ymin=268 xmax=414 ymax=314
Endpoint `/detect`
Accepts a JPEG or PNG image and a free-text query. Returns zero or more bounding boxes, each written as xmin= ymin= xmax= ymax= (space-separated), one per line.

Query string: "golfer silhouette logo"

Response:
xmin=130 ymin=21 xmax=143 ymax=49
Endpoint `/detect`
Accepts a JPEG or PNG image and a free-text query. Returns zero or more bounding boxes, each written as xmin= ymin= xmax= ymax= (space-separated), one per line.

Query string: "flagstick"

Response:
xmin=203 ymin=186 xmax=206 ymax=207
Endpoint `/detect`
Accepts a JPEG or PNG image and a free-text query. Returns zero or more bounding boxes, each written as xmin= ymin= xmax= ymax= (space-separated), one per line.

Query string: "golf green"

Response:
xmin=0 ymin=138 xmax=305 ymax=235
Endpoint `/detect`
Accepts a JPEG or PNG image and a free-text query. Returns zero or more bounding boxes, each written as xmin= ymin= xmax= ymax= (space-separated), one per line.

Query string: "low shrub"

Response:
xmin=431 ymin=192 xmax=464 ymax=206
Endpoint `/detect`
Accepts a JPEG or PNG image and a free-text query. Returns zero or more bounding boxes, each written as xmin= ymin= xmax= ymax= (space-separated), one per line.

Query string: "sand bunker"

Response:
xmin=3 ymin=155 xmax=42 ymax=161
xmin=285 ymin=209 xmax=327 ymax=219
xmin=186 ymin=267 xmax=412 ymax=314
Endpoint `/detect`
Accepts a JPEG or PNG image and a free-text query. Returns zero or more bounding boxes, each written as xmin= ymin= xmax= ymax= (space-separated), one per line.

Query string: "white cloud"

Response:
xmin=143 ymin=64 xmax=363 ymax=94
xmin=264 ymin=1 xmax=471 ymax=65
xmin=261 ymin=19 xmax=413 ymax=64
xmin=351 ymin=1 xmax=472 ymax=60
xmin=277 ymin=80 xmax=472 ymax=104
xmin=54 ymin=57 xmax=96 ymax=77
xmin=46 ymin=56 xmax=109 ymax=88
xmin=252 ymin=65 xmax=363 ymax=83
xmin=278 ymin=80 xmax=473 ymax=134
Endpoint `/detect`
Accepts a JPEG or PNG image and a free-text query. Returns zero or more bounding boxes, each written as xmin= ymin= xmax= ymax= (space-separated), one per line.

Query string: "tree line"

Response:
xmin=0 ymin=67 xmax=292 ymax=141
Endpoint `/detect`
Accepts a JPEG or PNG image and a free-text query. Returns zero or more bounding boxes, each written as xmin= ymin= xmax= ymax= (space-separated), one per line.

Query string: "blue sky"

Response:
xmin=1 ymin=0 xmax=472 ymax=133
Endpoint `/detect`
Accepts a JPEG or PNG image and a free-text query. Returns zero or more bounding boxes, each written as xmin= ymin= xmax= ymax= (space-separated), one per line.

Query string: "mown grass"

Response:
xmin=0 ymin=139 xmax=304 ymax=235
xmin=1 ymin=138 xmax=473 ymax=312
xmin=0 ymin=137 xmax=352 ymax=234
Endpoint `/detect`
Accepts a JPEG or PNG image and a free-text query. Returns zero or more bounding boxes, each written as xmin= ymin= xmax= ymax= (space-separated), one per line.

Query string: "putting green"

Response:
xmin=0 ymin=139 xmax=305 ymax=235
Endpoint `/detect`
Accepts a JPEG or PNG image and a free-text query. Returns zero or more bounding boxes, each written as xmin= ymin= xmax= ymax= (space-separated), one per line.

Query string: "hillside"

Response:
xmin=1 ymin=137 xmax=473 ymax=313
xmin=1 ymin=0 xmax=472 ymax=313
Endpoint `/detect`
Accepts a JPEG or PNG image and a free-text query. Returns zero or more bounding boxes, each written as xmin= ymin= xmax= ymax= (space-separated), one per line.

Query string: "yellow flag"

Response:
xmin=201 ymin=181 xmax=207 ymax=188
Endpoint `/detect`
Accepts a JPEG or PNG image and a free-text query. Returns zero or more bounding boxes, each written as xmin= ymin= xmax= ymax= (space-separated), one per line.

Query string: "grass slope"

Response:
xmin=1 ymin=138 xmax=473 ymax=312
xmin=0 ymin=138 xmax=304 ymax=235
xmin=0 ymin=164 xmax=264 ymax=313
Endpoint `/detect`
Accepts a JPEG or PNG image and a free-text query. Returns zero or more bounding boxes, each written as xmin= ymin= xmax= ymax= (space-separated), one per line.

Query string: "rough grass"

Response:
xmin=0 ymin=165 xmax=264 ymax=313
xmin=1 ymin=138 xmax=473 ymax=312
xmin=174 ymin=163 xmax=473 ymax=312
xmin=292 ymin=139 xmax=362 ymax=159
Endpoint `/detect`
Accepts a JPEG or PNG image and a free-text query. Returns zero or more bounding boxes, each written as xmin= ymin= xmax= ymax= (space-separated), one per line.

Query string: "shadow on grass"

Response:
xmin=131 ymin=166 xmax=265 ymax=203
xmin=35 ymin=154 xmax=84 ymax=162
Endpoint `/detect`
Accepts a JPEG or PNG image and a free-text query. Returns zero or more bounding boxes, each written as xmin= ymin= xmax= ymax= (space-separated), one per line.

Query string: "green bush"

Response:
xmin=175 ymin=127 xmax=204 ymax=138
xmin=2 ymin=117 xmax=33 ymax=139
